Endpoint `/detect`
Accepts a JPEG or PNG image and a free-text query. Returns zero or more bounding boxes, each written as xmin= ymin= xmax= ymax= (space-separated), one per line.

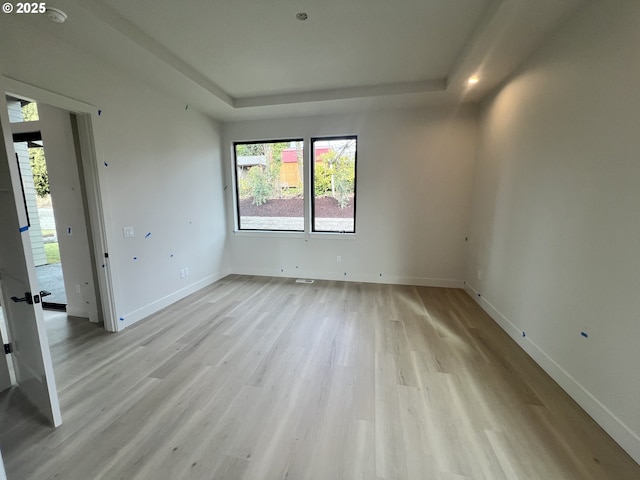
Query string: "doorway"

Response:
xmin=5 ymin=95 xmax=101 ymax=322
xmin=0 ymin=78 xmax=117 ymax=438
xmin=1 ymin=76 xmax=118 ymax=331
xmin=9 ymin=102 xmax=68 ymax=311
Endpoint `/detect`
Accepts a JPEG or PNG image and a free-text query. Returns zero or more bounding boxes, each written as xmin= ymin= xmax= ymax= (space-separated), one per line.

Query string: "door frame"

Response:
xmin=0 ymin=75 xmax=117 ymax=332
xmin=0 ymin=446 xmax=6 ymax=480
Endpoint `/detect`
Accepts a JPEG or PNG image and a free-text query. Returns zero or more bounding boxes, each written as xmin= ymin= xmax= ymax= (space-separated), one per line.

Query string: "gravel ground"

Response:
xmin=239 ymin=196 xmax=354 ymax=218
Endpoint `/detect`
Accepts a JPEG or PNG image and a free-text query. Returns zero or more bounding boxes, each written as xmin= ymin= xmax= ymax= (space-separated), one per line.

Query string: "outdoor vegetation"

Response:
xmin=235 ymin=138 xmax=356 ymax=232
xmin=44 ymin=242 xmax=61 ymax=264
xmin=21 ymin=101 xmax=39 ymax=121
xmin=30 ymin=147 xmax=49 ymax=198
xmin=313 ymin=140 xmax=356 ymax=209
xmin=28 ymin=144 xmax=60 ymax=265
xmin=236 ymin=142 xmax=299 ymax=205
xmin=236 ymin=140 xmax=355 ymax=208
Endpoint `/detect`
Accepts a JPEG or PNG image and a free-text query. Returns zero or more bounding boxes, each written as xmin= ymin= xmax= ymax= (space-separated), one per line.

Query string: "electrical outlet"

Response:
xmin=180 ymin=269 xmax=186 ymax=279
xmin=184 ymin=267 xmax=189 ymax=277
xmin=337 ymin=255 xmax=342 ymax=263
xmin=123 ymin=227 xmax=134 ymax=238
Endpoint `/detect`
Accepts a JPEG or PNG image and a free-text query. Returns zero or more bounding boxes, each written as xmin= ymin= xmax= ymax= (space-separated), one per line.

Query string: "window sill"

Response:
xmin=233 ymin=230 xmax=357 ymax=240
xmin=234 ymin=230 xmax=306 ymax=239
xmin=309 ymin=232 xmax=356 ymax=240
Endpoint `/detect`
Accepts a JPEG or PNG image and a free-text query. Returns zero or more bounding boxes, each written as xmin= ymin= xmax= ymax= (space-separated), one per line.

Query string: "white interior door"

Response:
xmin=0 ymin=316 xmax=11 ymax=392
xmin=0 ymin=447 xmax=7 ymax=480
xmin=0 ymin=101 xmax=61 ymax=427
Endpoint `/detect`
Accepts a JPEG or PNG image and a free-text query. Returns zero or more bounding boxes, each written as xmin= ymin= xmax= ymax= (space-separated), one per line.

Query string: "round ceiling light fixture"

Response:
xmin=296 ymin=12 xmax=308 ymax=21
xmin=45 ymin=7 xmax=68 ymax=23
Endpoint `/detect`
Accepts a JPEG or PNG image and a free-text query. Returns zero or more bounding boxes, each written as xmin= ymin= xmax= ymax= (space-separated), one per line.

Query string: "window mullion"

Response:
xmin=303 ymin=137 xmax=312 ymax=233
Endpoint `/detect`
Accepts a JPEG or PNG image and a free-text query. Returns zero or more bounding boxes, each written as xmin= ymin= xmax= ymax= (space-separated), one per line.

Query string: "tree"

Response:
xmin=22 ymin=102 xmax=39 ymax=121
xmin=236 ymin=143 xmax=264 ymax=156
xmin=316 ymin=139 xmax=356 ymax=208
xmin=314 ymin=162 xmax=332 ymax=196
xmin=29 ymin=147 xmax=49 ymax=197
xmin=246 ymin=165 xmax=272 ymax=205
xmin=236 ymin=142 xmax=289 ymax=202
xmin=331 ymin=154 xmax=355 ymax=208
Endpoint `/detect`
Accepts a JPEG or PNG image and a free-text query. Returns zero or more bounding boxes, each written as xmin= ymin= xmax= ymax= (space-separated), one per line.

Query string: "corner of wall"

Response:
xmin=463 ymin=282 xmax=640 ymax=464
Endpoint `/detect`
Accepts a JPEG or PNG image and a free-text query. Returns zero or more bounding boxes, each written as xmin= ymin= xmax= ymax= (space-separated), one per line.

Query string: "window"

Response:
xmin=312 ymin=136 xmax=357 ymax=233
xmin=234 ymin=140 xmax=304 ymax=231
xmin=6 ymin=95 xmax=39 ymax=123
xmin=233 ymin=136 xmax=357 ymax=233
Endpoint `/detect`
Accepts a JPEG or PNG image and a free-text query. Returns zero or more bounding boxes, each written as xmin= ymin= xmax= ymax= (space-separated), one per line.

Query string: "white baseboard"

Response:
xmin=230 ymin=266 xmax=463 ymax=289
xmin=464 ymin=282 xmax=640 ymax=464
xmin=118 ymin=271 xmax=228 ymax=330
xmin=65 ymin=306 xmax=99 ymax=323
xmin=65 ymin=305 xmax=89 ymax=320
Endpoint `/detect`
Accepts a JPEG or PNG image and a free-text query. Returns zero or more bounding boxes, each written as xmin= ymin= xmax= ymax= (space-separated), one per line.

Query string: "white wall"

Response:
xmin=466 ymin=0 xmax=640 ymax=462
xmin=223 ymin=107 xmax=477 ymax=286
xmin=0 ymin=18 xmax=228 ymax=329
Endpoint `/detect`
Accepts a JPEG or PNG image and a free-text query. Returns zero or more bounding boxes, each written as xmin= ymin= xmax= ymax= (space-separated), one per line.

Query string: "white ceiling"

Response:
xmin=3 ymin=0 xmax=585 ymax=120
xmin=103 ymin=0 xmax=490 ymax=98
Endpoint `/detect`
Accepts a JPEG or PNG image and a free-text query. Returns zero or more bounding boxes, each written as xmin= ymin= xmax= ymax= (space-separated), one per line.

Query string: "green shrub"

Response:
xmin=334 ymin=166 xmax=354 ymax=208
xmin=238 ymin=176 xmax=251 ymax=199
xmin=314 ymin=163 xmax=332 ymax=196
xmin=246 ymin=166 xmax=273 ymax=206
xmin=30 ymin=148 xmax=49 ymax=198
xmin=330 ymin=157 xmax=355 ymax=208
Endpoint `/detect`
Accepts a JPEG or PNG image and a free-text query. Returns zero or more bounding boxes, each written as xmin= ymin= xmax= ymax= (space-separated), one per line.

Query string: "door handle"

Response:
xmin=11 ymin=291 xmax=33 ymax=305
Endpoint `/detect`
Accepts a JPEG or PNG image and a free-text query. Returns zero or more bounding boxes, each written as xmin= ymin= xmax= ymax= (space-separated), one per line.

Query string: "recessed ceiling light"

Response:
xmin=296 ymin=12 xmax=308 ymax=21
xmin=45 ymin=7 xmax=68 ymax=23
xmin=467 ymin=75 xmax=480 ymax=86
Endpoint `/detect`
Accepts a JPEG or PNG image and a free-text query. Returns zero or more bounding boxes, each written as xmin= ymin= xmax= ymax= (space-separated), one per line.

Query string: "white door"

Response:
xmin=0 ymin=103 xmax=61 ymax=426
xmin=0 ymin=447 xmax=7 ymax=480
xmin=0 ymin=317 xmax=11 ymax=392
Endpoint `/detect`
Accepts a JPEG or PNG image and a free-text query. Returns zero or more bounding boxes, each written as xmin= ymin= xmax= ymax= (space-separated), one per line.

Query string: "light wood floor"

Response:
xmin=1 ymin=275 xmax=638 ymax=479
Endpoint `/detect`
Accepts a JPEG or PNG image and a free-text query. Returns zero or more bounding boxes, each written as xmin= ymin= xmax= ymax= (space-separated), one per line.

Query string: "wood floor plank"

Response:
xmin=0 ymin=274 xmax=638 ymax=479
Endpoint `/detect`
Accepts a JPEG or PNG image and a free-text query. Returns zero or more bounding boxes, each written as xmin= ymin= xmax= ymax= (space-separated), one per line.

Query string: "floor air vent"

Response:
xmin=295 ymin=279 xmax=314 ymax=284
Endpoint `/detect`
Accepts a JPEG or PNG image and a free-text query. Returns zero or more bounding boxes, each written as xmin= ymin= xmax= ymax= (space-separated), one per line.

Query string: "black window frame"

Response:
xmin=233 ymin=138 xmax=305 ymax=232
xmin=311 ymin=135 xmax=358 ymax=234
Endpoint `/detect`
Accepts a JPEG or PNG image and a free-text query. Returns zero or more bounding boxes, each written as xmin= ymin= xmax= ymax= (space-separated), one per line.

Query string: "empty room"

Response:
xmin=0 ymin=0 xmax=639 ymax=479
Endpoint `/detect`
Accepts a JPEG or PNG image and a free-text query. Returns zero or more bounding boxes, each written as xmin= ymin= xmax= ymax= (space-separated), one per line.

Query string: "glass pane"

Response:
xmin=235 ymin=140 xmax=304 ymax=231
xmin=313 ymin=137 xmax=357 ymax=233
xmin=6 ymin=96 xmax=39 ymax=123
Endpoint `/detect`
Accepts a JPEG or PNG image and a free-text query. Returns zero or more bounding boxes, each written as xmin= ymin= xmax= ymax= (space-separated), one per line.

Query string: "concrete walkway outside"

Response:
xmin=35 ymin=263 xmax=67 ymax=305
